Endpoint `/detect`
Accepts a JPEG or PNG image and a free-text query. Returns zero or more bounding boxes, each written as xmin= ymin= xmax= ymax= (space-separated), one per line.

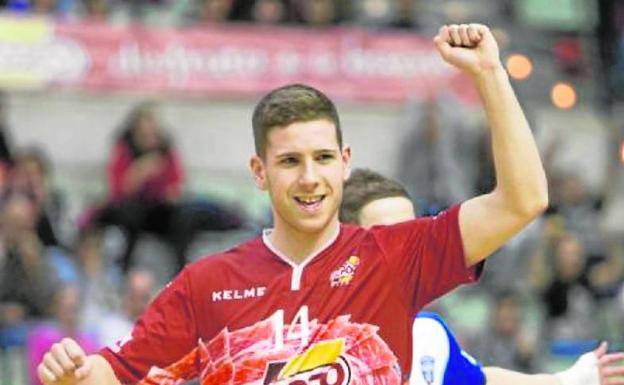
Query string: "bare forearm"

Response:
xmin=474 ymin=67 xmax=548 ymax=216
xmin=484 ymin=367 xmax=559 ymax=385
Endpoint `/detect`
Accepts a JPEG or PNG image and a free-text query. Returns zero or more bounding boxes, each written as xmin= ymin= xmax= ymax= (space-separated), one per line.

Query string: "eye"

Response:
xmin=280 ymin=157 xmax=298 ymax=166
xmin=316 ymin=153 xmax=335 ymax=163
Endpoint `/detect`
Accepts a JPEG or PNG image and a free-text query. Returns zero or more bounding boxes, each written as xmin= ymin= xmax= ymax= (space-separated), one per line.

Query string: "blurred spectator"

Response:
xmin=0 ymin=193 xmax=58 ymax=324
xmin=351 ymin=0 xmax=419 ymax=29
xmin=469 ymin=291 xmax=538 ymax=372
xmin=94 ymin=268 xmax=156 ymax=347
xmin=0 ymin=92 xmax=12 ymax=165
xmin=0 ymin=93 xmax=13 ymax=193
xmin=532 ymin=232 xmax=597 ymax=341
xmin=293 ymin=0 xmax=339 ymax=26
xmin=185 ymin=0 xmax=234 ymax=25
xmin=77 ymin=228 xmax=123 ymax=330
xmin=82 ymin=0 xmax=109 ymax=20
xmin=94 ymin=101 xmax=245 ymax=273
xmin=96 ymin=101 xmax=184 ymax=272
xmin=547 ymin=172 xmax=605 ymax=257
xmin=398 ymin=95 xmax=481 ymax=215
xmin=251 ymin=0 xmax=287 ymax=24
xmin=26 ymin=284 xmax=99 ymax=385
xmin=7 ymin=148 xmax=67 ymax=247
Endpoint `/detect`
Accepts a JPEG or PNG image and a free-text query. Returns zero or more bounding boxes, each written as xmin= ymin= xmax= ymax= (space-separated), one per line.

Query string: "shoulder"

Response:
xmin=185 ymin=236 xmax=264 ymax=275
xmin=413 ymin=312 xmax=452 ymax=347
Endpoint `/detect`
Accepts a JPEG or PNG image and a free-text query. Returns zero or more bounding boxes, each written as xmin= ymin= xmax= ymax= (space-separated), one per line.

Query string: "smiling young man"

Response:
xmin=38 ymin=24 xmax=548 ymax=385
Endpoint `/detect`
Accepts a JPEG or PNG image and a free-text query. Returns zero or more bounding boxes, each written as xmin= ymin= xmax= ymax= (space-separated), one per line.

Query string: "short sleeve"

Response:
xmin=411 ymin=313 xmax=485 ymax=385
xmin=372 ymin=204 xmax=483 ymax=315
xmin=99 ymin=268 xmax=199 ymax=383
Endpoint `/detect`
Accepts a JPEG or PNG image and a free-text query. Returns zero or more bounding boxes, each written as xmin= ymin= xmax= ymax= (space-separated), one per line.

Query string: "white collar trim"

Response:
xmin=262 ymin=226 xmax=341 ymax=290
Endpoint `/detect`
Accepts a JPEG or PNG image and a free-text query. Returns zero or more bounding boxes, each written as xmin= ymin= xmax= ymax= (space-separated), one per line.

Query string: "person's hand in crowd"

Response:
xmin=134 ymin=152 xmax=165 ymax=181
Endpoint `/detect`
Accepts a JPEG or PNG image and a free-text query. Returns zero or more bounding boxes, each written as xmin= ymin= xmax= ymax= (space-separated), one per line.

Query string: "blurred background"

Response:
xmin=0 ymin=0 xmax=623 ymax=383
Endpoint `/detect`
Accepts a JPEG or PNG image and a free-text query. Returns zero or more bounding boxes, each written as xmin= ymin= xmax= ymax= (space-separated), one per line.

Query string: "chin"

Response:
xmin=290 ymin=215 xmax=335 ymax=234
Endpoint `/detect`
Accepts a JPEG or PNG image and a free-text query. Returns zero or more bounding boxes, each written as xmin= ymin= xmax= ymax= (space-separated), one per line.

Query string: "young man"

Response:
xmin=38 ymin=24 xmax=548 ymax=385
xmin=340 ymin=168 xmax=624 ymax=385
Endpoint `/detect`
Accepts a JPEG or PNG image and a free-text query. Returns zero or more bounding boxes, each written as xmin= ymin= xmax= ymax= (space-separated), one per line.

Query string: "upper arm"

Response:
xmin=459 ymin=191 xmax=541 ymax=267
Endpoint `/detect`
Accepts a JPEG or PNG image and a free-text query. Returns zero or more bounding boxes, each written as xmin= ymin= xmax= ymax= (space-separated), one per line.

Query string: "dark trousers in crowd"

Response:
xmin=96 ymin=199 xmax=244 ymax=273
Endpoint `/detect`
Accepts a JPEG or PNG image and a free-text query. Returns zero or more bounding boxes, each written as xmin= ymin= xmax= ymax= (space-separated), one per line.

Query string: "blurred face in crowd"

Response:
xmin=133 ymin=111 xmax=161 ymax=152
xmin=559 ymin=174 xmax=586 ymax=206
xmin=253 ymin=0 xmax=286 ymax=24
xmin=201 ymin=0 xmax=233 ymax=22
xmin=124 ymin=270 xmax=156 ymax=320
xmin=78 ymin=232 xmax=103 ymax=276
xmin=358 ymin=196 xmax=415 ymax=228
xmin=33 ymin=0 xmax=56 ymax=14
xmin=53 ymin=285 xmax=81 ymax=331
xmin=299 ymin=0 xmax=335 ymax=25
xmin=493 ymin=296 xmax=520 ymax=336
xmin=251 ymin=119 xmax=351 ymax=237
xmin=12 ymin=155 xmax=47 ymax=199
xmin=555 ymin=234 xmax=585 ymax=282
xmin=1 ymin=194 xmax=37 ymax=238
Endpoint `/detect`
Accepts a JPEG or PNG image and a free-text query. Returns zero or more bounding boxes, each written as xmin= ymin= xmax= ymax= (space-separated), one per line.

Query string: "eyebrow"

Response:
xmin=274 ymin=149 xmax=338 ymax=158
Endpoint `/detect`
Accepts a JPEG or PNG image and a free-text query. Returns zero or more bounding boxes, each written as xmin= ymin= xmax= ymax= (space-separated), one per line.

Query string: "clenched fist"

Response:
xmin=433 ymin=24 xmax=502 ymax=78
xmin=37 ymin=338 xmax=92 ymax=385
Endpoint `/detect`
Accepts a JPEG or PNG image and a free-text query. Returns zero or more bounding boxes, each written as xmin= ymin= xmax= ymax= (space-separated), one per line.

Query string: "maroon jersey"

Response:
xmin=100 ymin=205 xmax=481 ymax=385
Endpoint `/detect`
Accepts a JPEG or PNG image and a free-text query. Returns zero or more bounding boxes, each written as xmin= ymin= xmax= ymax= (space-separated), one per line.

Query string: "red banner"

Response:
xmin=0 ymin=15 xmax=475 ymax=103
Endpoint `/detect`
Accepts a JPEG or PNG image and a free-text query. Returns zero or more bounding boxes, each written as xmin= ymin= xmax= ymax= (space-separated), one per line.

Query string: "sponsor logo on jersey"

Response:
xmin=330 ymin=256 xmax=360 ymax=287
xmin=263 ymin=339 xmax=351 ymax=385
xmin=420 ymin=355 xmax=435 ymax=385
xmin=212 ymin=286 xmax=267 ymax=302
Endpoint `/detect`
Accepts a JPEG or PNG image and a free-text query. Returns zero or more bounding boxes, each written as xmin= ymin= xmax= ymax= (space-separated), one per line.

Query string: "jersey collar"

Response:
xmin=262 ymin=225 xmax=341 ymax=290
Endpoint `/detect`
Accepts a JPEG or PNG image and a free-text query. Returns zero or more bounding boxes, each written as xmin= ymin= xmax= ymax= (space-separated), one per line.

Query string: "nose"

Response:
xmin=298 ymin=160 xmax=320 ymax=190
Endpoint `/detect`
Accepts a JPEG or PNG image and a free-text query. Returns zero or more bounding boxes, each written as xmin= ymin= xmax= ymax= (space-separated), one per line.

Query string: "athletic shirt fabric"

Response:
xmin=410 ymin=313 xmax=486 ymax=385
xmin=100 ymin=204 xmax=482 ymax=384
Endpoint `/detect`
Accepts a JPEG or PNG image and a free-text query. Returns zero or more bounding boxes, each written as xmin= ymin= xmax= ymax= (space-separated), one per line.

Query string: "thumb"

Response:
xmin=594 ymin=341 xmax=608 ymax=358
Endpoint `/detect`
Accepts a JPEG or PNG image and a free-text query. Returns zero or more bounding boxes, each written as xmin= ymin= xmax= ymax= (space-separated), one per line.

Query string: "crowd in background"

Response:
xmin=0 ymin=0 xmax=623 ymax=384
xmin=0 ymin=0 xmax=432 ymax=29
xmin=399 ymin=93 xmax=624 ymax=373
xmin=0 ymin=95 xmax=248 ymax=385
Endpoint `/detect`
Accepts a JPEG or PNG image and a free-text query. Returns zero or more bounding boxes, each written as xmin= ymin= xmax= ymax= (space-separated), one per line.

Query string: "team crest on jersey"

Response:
xmin=262 ymin=339 xmax=352 ymax=385
xmin=420 ymin=355 xmax=435 ymax=385
xmin=330 ymin=256 xmax=360 ymax=287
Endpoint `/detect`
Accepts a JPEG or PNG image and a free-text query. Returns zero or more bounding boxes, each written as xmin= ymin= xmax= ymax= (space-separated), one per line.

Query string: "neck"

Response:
xmin=269 ymin=217 xmax=340 ymax=265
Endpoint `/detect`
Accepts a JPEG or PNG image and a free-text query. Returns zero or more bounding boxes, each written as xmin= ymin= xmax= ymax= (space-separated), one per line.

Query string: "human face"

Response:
xmin=250 ymin=119 xmax=351 ymax=237
xmin=358 ymin=196 xmax=415 ymax=229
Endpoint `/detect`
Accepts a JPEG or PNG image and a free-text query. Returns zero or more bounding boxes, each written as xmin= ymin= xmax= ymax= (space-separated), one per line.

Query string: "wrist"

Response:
xmin=471 ymin=63 xmax=507 ymax=84
xmin=555 ymin=352 xmax=599 ymax=385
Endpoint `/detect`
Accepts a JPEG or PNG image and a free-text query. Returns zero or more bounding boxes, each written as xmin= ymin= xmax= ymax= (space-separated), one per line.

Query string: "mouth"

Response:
xmin=294 ymin=195 xmax=326 ymax=213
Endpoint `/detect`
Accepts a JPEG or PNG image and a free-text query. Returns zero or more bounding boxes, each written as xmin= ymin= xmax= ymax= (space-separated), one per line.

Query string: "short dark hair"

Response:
xmin=340 ymin=168 xmax=411 ymax=225
xmin=252 ymin=84 xmax=342 ymax=157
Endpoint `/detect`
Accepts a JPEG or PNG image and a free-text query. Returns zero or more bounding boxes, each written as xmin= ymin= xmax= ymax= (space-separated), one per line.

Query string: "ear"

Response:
xmin=341 ymin=145 xmax=352 ymax=181
xmin=249 ymin=155 xmax=268 ymax=191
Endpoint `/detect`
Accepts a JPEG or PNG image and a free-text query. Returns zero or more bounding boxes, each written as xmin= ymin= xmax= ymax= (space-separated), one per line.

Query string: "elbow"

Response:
xmin=498 ymin=184 xmax=549 ymax=220
xmin=519 ymin=188 xmax=549 ymax=219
